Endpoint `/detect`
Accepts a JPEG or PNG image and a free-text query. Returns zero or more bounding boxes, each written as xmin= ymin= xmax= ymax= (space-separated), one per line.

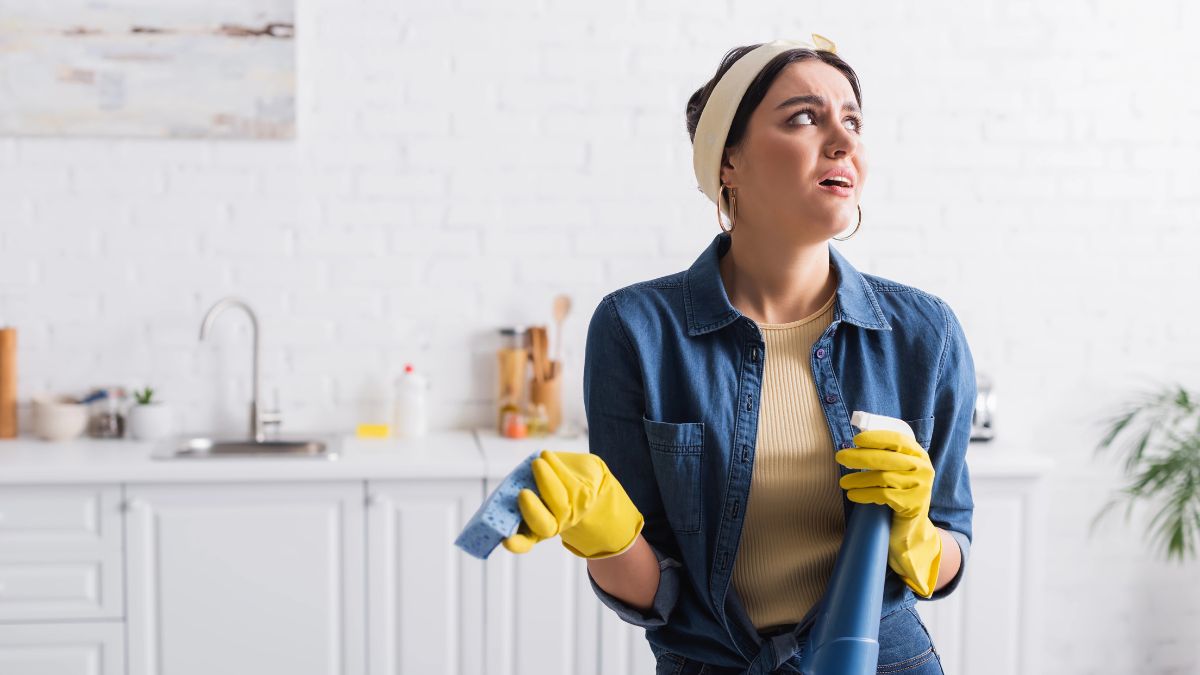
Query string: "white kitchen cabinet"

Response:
xmin=0 ymin=621 xmax=125 ymax=675
xmin=123 ymin=481 xmax=366 ymax=675
xmin=483 ymin=523 xmax=600 ymax=675
xmin=0 ymin=484 xmax=124 ymax=622
xmin=0 ymin=431 xmax=1052 ymax=675
xmin=918 ymin=450 xmax=1053 ymax=675
xmin=365 ymin=478 xmax=484 ymax=675
xmin=475 ymin=430 xmax=602 ymax=675
xmin=598 ymin=609 xmax=655 ymax=675
xmin=0 ymin=483 xmax=126 ymax=675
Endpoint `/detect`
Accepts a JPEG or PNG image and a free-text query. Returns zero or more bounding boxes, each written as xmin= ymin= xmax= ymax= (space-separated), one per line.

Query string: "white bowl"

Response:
xmin=32 ymin=395 xmax=90 ymax=441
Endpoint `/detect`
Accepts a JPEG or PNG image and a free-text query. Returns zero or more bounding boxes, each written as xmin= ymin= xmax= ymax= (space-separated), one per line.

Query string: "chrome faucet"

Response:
xmin=198 ymin=297 xmax=281 ymax=442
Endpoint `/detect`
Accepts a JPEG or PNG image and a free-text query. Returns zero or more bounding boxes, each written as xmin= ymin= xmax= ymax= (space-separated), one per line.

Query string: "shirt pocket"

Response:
xmin=903 ymin=416 xmax=935 ymax=451
xmin=642 ymin=415 xmax=705 ymax=535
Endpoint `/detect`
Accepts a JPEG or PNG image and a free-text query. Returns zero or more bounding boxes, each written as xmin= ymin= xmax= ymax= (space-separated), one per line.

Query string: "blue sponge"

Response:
xmin=454 ymin=450 xmax=542 ymax=560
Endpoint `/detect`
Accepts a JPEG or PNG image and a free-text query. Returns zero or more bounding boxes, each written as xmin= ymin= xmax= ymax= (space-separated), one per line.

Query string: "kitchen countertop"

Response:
xmin=0 ymin=432 xmax=485 ymax=484
xmin=0 ymin=430 xmax=1053 ymax=485
xmin=475 ymin=427 xmax=591 ymax=479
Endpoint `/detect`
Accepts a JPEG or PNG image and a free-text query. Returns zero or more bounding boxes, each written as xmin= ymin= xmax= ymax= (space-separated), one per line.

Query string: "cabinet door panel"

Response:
xmin=480 ymin=484 xmax=599 ymax=675
xmin=0 ymin=484 xmax=123 ymax=621
xmin=125 ymin=482 xmax=365 ymax=675
xmin=366 ymin=479 xmax=484 ymax=675
xmin=920 ymin=477 xmax=1047 ymax=675
xmin=0 ymin=621 xmax=124 ymax=675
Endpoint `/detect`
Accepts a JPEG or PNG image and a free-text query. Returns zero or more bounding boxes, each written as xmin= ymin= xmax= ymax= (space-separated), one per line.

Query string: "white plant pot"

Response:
xmin=128 ymin=402 xmax=174 ymax=441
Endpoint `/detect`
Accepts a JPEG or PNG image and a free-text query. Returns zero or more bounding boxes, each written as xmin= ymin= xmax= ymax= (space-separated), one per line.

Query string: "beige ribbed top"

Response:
xmin=731 ymin=289 xmax=844 ymax=631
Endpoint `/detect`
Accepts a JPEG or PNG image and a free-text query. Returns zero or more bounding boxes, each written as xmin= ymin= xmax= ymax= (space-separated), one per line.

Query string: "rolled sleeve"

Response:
xmin=925 ymin=528 xmax=971 ymax=601
xmin=587 ymin=542 xmax=683 ymax=628
xmin=920 ymin=299 xmax=976 ymax=601
xmin=582 ymin=294 xmax=685 ymax=627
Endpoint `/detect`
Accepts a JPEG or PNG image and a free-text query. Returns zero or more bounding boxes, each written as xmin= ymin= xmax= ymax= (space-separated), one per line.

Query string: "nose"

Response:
xmin=824 ymin=121 xmax=859 ymax=160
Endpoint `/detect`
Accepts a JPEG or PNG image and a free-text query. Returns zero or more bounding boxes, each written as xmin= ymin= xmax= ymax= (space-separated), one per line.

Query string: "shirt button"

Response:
xmin=752 ymin=347 xmax=759 ymax=362
xmin=816 ymin=348 xmax=825 ymax=359
xmin=841 ymin=441 xmax=853 ymax=449
xmin=825 ymin=394 xmax=838 ymax=404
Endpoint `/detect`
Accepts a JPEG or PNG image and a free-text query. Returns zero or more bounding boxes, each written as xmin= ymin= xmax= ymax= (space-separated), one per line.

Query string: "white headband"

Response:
xmin=692 ymin=35 xmax=838 ymax=213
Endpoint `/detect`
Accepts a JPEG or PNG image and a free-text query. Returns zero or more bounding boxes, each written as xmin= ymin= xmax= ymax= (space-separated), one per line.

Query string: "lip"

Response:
xmin=817 ymin=183 xmax=854 ymax=197
xmin=816 ymin=166 xmax=857 ymax=191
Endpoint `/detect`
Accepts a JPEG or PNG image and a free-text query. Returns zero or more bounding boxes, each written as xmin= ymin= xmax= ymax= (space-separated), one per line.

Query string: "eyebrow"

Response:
xmin=775 ymin=94 xmax=861 ymax=115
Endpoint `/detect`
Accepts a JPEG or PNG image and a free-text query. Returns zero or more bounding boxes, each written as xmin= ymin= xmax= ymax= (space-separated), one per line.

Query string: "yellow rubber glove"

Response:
xmin=835 ymin=429 xmax=943 ymax=598
xmin=501 ymin=450 xmax=645 ymax=560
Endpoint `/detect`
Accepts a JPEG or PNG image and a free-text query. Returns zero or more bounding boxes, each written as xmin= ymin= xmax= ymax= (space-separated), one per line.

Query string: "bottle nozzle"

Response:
xmin=849 ymin=410 xmax=916 ymax=443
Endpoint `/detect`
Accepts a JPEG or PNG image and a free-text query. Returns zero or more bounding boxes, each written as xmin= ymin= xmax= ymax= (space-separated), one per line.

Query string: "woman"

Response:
xmin=503 ymin=36 xmax=976 ymax=675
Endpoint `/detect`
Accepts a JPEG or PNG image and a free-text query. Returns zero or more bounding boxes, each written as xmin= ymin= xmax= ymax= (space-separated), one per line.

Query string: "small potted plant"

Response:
xmin=1091 ymin=382 xmax=1200 ymax=562
xmin=127 ymin=386 xmax=173 ymax=442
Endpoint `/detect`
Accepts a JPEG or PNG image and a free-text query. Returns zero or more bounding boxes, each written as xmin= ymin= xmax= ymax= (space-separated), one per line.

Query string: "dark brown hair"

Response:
xmin=685 ymin=44 xmax=863 ymax=149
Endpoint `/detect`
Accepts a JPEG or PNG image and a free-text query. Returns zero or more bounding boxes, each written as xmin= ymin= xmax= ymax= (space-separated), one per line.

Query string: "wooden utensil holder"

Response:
xmin=529 ymin=360 xmax=562 ymax=434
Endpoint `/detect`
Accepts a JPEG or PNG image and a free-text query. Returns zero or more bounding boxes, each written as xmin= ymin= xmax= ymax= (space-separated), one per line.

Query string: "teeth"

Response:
xmin=825 ymin=176 xmax=852 ymax=186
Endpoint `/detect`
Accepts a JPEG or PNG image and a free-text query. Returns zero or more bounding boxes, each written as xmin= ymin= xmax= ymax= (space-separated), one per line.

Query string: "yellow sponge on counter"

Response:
xmin=356 ymin=424 xmax=391 ymax=438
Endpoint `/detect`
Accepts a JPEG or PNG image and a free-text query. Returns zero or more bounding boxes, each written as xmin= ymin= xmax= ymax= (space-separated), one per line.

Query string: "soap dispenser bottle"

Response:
xmin=393 ymin=364 xmax=429 ymax=439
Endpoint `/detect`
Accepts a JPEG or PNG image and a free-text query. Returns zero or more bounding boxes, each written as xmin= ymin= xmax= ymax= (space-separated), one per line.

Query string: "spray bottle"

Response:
xmin=799 ymin=410 xmax=916 ymax=675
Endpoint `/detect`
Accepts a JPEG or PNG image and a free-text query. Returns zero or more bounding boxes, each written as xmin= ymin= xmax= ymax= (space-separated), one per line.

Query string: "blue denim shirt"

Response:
xmin=581 ymin=232 xmax=976 ymax=674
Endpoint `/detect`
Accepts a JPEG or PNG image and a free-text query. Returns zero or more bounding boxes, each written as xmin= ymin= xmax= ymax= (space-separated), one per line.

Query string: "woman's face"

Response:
xmin=721 ymin=59 xmax=867 ymax=241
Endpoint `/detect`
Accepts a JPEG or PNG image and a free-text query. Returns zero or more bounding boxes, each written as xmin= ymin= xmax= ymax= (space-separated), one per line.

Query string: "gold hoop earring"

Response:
xmin=832 ymin=204 xmax=862 ymax=241
xmin=717 ymin=184 xmax=736 ymax=233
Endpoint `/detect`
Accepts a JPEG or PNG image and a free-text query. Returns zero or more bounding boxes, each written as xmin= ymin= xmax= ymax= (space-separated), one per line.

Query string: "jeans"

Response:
xmin=653 ymin=605 xmax=944 ymax=675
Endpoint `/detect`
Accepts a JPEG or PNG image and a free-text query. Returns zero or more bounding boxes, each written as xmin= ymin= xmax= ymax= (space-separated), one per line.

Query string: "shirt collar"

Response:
xmin=683 ymin=231 xmax=893 ymax=337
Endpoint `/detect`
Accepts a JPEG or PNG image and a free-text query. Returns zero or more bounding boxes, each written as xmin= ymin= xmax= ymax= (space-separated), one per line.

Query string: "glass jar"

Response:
xmin=87 ymin=388 xmax=125 ymax=439
xmin=496 ymin=326 xmax=528 ymax=434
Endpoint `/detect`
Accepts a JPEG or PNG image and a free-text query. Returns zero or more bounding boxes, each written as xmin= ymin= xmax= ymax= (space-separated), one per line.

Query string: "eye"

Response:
xmin=787 ymin=108 xmax=816 ymax=126
xmin=787 ymin=108 xmax=865 ymax=134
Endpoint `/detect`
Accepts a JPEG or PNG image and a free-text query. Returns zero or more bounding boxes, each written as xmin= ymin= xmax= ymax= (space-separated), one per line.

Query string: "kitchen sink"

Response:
xmin=158 ymin=437 xmax=336 ymax=459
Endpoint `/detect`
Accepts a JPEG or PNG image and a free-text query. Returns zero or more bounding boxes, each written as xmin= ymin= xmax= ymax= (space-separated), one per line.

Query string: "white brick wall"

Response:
xmin=2 ymin=0 xmax=1199 ymax=671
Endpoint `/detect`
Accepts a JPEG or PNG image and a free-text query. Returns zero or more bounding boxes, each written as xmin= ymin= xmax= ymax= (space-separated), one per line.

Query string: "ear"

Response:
xmin=719 ymin=148 xmax=738 ymax=187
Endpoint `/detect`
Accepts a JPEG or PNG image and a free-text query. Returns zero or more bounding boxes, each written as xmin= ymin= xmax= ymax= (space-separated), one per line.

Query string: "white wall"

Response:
xmin=2 ymin=0 xmax=1198 ymax=671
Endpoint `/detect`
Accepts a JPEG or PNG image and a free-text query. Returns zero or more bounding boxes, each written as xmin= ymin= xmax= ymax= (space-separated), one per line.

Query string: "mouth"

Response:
xmin=817 ymin=180 xmax=854 ymax=197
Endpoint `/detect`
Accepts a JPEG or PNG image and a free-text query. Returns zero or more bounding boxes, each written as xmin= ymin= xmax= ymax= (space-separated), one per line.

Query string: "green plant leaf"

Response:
xmin=1095 ymin=407 xmax=1138 ymax=458
xmin=1087 ymin=497 xmax=1121 ymax=537
xmin=1092 ymin=383 xmax=1200 ymax=563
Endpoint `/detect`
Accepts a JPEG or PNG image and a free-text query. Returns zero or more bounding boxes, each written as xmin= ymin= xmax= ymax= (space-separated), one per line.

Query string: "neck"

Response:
xmin=718 ymin=228 xmax=837 ymax=325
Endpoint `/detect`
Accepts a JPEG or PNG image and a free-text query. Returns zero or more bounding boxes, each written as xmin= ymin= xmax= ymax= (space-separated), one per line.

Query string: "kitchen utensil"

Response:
xmin=539 ymin=327 xmax=551 ymax=381
xmin=0 ymin=327 xmax=15 ymax=438
xmin=552 ymin=295 xmax=571 ymax=363
xmin=527 ymin=326 xmax=550 ymax=383
xmin=527 ymin=327 xmax=541 ymax=382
